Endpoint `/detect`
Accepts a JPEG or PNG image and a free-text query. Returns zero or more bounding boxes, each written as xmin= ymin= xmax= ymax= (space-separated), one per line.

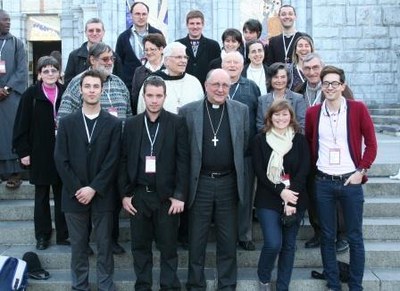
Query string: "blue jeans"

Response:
xmin=315 ymin=176 xmax=365 ymax=291
xmin=256 ymin=208 xmax=304 ymax=291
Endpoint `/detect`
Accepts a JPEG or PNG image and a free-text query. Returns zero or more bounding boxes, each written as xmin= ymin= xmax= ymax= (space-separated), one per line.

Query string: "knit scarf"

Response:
xmin=265 ymin=127 xmax=294 ymax=184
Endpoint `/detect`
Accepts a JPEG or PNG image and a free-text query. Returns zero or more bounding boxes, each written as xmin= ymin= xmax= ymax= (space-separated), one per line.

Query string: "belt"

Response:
xmin=316 ymin=170 xmax=354 ymax=181
xmin=137 ymin=184 xmax=156 ymax=193
xmin=201 ymin=170 xmax=233 ymax=179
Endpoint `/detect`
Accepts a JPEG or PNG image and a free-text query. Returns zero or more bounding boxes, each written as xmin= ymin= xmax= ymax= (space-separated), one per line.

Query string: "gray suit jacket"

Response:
xmin=256 ymin=89 xmax=306 ymax=132
xmin=179 ymin=99 xmax=250 ymax=208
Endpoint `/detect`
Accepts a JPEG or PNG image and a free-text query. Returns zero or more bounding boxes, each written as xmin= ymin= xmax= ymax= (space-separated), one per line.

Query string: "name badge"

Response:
xmin=281 ymin=173 xmax=291 ymax=188
xmin=108 ymin=107 xmax=118 ymax=117
xmin=329 ymin=148 xmax=341 ymax=165
xmin=145 ymin=156 xmax=156 ymax=173
xmin=0 ymin=60 xmax=6 ymax=74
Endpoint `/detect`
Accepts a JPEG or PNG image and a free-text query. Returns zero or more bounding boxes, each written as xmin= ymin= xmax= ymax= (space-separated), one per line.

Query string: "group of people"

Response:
xmin=0 ymin=3 xmax=379 ymax=291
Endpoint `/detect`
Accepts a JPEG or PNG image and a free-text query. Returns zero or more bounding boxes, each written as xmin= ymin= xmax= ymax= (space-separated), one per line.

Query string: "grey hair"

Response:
xmin=163 ymin=42 xmax=187 ymax=58
xmin=85 ymin=18 xmax=105 ymax=31
xmin=88 ymin=42 xmax=113 ymax=63
xmin=302 ymin=52 xmax=325 ymax=67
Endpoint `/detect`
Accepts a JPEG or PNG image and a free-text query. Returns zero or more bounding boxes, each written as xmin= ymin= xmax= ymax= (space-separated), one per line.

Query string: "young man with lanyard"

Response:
xmin=55 ymin=69 xmax=121 ymax=291
xmin=266 ymin=5 xmax=306 ymax=65
xmin=305 ymin=65 xmax=377 ymax=291
xmin=120 ymin=76 xmax=189 ymax=290
xmin=58 ymin=42 xmax=131 ymax=255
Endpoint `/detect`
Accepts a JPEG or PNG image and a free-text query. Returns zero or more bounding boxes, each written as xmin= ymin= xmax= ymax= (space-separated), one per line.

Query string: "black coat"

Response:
xmin=54 ymin=110 xmax=121 ymax=212
xmin=13 ymin=81 xmax=64 ymax=185
xmin=176 ymin=35 xmax=221 ymax=86
xmin=119 ymin=110 xmax=189 ymax=202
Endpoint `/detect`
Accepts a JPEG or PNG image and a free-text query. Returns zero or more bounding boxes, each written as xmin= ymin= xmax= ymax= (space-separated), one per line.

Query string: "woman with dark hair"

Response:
xmin=256 ymin=62 xmax=306 ymax=132
xmin=288 ymin=35 xmax=314 ymax=90
xmin=253 ymin=99 xmax=310 ymax=291
xmin=13 ymin=56 xmax=68 ymax=250
xmin=242 ymin=40 xmax=269 ymax=95
xmin=209 ymin=28 xmax=243 ymax=70
xmin=131 ymin=33 xmax=166 ymax=114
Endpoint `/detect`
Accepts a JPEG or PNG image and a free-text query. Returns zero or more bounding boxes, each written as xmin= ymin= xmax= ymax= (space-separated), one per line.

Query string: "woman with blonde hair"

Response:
xmin=289 ymin=35 xmax=314 ymax=90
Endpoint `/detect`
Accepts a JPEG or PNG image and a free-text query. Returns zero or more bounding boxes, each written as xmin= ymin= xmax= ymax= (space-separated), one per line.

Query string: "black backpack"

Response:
xmin=311 ymin=261 xmax=350 ymax=283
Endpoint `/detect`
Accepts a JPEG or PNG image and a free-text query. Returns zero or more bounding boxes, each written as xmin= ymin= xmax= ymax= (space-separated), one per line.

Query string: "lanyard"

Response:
xmin=306 ymin=87 xmax=321 ymax=107
xmin=325 ymin=103 xmax=341 ymax=144
xmin=0 ymin=39 xmax=7 ymax=59
xmin=105 ymin=81 xmax=113 ymax=106
xmin=82 ymin=112 xmax=98 ymax=143
xmin=42 ymin=83 xmax=58 ymax=120
xmin=229 ymin=83 xmax=240 ymax=100
xmin=296 ymin=66 xmax=305 ymax=83
xmin=144 ymin=115 xmax=160 ymax=156
xmin=282 ymin=33 xmax=296 ymax=63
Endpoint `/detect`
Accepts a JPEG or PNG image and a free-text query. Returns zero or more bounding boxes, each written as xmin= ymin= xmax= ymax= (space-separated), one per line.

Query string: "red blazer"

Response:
xmin=305 ymin=99 xmax=377 ymax=183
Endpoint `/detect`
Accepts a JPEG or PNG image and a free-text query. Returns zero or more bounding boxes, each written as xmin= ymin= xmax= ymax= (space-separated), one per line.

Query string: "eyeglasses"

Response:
xmin=133 ymin=12 xmax=148 ymax=17
xmin=168 ymin=55 xmax=189 ymax=61
xmin=209 ymin=82 xmax=230 ymax=90
xmin=321 ymin=81 xmax=342 ymax=89
xmin=97 ymin=56 xmax=116 ymax=63
xmin=303 ymin=65 xmax=321 ymax=73
xmin=144 ymin=48 xmax=159 ymax=53
xmin=41 ymin=68 xmax=58 ymax=75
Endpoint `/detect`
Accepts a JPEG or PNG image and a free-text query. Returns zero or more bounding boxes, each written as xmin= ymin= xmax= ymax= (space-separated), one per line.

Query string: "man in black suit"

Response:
xmin=176 ymin=10 xmax=220 ymax=86
xmin=55 ymin=70 xmax=121 ymax=291
xmin=119 ymin=76 xmax=190 ymax=290
xmin=180 ymin=69 xmax=249 ymax=290
xmin=115 ymin=1 xmax=163 ymax=96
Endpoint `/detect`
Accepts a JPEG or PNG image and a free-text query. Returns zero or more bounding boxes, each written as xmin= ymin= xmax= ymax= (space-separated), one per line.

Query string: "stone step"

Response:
xmin=375 ymin=124 xmax=400 ymax=137
xmin=2 ymin=240 xmax=400 ymax=270
xmin=2 ymin=197 xmax=399 ymax=222
xmin=372 ymin=115 xmax=400 ymax=126
xmin=1 ymin=177 xmax=398 ymax=201
xmin=1 ymin=216 xmax=399 ymax=245
xmin=13 ymin=267 xmax=400 ymax=291
xmin=369 ymin=108 xmax=400 ymax=116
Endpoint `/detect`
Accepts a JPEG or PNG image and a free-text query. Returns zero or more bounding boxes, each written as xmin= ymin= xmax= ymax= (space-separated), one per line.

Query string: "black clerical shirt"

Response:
xmin=137 ymin=111 xmax=162 ymax=186
xmin=201 ymin=100 xmax=234 ymax=172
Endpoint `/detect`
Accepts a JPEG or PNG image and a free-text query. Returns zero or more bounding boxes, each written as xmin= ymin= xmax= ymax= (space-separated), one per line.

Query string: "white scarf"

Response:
xmin=265 ymin=127 xmax=294 ymax=184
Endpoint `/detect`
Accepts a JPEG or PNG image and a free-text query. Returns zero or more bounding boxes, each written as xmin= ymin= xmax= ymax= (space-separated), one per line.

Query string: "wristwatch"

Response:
xmin=357 ymin=168 xmax=367 ymax=175
xmin=4 ymin=86 xmax=12 ymax=94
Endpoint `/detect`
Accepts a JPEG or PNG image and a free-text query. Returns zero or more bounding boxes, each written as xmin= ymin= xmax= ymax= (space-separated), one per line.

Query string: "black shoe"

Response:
xmin=336 ymin=239 xmax=349 ymax=253
xmin=112 ymin=242 xmax=125 ymax=255
xmin=305 ymin=235 xmax=320 ymax=248
xmin=238 ymin=240 xmax=256 ymax=251
xmin=87 ymin=245 xmax=94 ymax=256
xmin=56 ymin=239 xmax=71 ymax=246
xmin=36 ymin=238 xmax=49 ymax=250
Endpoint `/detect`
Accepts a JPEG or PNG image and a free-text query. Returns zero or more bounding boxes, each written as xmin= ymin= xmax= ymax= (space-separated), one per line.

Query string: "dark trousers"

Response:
xmin=257 ymin=208 xmax=304 ymax=291
xmin=238 ymin=156 xmax=255 ymax=241
xmin=187 ymin=173 xmax=238 ymax=291
xmin=307 ymin=176 xmax=346 ymax=240
xmin=34 ymin=184 xmax=68 ymax=241
xmin=65 ymin=211 xmax=115 ymax=291
xmin=315 ymin=177 xmax=365 ymax=291
xmin=130 ymin=187 xmax=180 ymax=291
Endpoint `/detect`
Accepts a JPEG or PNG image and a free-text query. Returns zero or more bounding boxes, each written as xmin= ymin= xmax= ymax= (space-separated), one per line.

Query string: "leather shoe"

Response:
xmin=238 ymin=240 xmax=256 ymax=251
xmin=36 ymin=238 xmax=49 ymax=250
xmin=305 ymin=235 xmax=320 ymax=248
xmin=112 ymin=242 xmax=126 ymax=255
xmin=336 ymin=239 xmax=349 ymax=253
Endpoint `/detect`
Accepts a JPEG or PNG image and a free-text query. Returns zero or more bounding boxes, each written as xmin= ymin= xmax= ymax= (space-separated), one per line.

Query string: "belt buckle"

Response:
xmin=210 ymin=172 xmax=218 ymax=179
xmin=145 ymin=185 xmax=152 ymax=192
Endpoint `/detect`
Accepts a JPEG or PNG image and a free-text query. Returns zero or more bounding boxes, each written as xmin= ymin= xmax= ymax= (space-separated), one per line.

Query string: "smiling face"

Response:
xmin=223 ymin=36 xmax=241 ymax=53
xmin=321 ymin=73 xmax=345 ymax=103
xmin=205 ymin=69 xmax=231 ymax=105
xmin=90 ymin=50 xmax=115 ymax=76
xmin=271 ymin=68 xmax=288 ymax=91
xmin=295 ymin=38 xmax=312 ymax=61
xmin=221 ymin=52 xmax=244 ymax=82
xmin=85 ymin=22 xmax=104 ymax=45
xmin=39 ymin=65 xmax=60 ymax=86
xmin=187 ymin=17 xmax=204 ymax=40
xmin=303 ymin=57 xmax=323 ymax=86
xmin=271 ymin=108 xmax=291 ymax=133
xmin=279 ymin=6 xmax=296 ymax=30
xmin=164 ymin=47 xmax=188 ymax=76
xmin=248 ymin=42 xmax=265 ymax=66
xmin=144 ymin=40 xmax=163 ymax=65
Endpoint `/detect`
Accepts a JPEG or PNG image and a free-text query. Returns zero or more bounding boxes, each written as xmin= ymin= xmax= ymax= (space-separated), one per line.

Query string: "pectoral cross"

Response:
xmin=212 ymin=135 xmax=219 ymax=147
